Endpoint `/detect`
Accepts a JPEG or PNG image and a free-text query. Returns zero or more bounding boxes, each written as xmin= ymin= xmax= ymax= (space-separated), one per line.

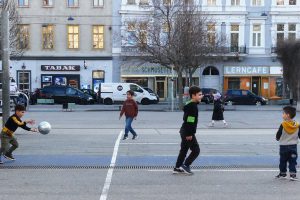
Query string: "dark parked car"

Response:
xmin=143 ymin=87 xmax=159 ymax=103
xmin=35 ymin=85 xmax=93 ymax=104
xmin=200 ymin=88 xmax=221 ymax=104
xmin=81 ymin=89 xmax=98 ymax=103
xmin=223 ymin=89 xmax=267 ymax=105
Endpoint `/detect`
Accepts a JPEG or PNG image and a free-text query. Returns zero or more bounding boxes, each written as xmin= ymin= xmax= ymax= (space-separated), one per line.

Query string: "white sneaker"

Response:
xmin=224 ymin=123 xmax=228 ymax=127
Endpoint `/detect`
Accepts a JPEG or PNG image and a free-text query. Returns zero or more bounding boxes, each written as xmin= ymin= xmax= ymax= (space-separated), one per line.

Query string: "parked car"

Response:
xmin=37 ymin=85 xmax=94 ymax=105
xmin=99 ymin=83 xmax=158 ymax=105
xmin=143 ymin=87 xmax=159 ymax=103
xmin=223 ymin=89 xmax=267 ymax=105
xmin=80 ymin=89 xmax=98 ymax=103
xmin=200 ymin=88 xmax=221 ymax=104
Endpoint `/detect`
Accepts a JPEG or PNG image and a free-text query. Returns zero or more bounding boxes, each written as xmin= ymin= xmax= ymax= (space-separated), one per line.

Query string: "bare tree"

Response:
xmin=276 ymin=39 xmax=300 ymax=110
xmin=0 ymin=0 xmax=24 ymax=58
xmin=122 ymin=0 xmax=226 ymax=108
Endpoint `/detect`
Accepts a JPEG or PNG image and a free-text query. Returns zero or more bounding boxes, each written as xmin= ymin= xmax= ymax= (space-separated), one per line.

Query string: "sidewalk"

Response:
xmin=24 ymin=103 xmax=288 ymax=112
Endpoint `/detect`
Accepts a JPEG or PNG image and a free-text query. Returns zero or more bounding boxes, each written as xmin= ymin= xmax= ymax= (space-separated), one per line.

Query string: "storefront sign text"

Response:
xmin=41 ymin=65 xmax=80 ymax=71
xmin=224 ymin=66 xmax=270 ymax=75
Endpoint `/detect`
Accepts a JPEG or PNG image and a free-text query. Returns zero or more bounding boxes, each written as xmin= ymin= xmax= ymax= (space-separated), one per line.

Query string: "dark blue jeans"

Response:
xmin=124 ymin=117 xmax=137 ymax=137
xmin=279 ymin=145 xmax=298 ymax=174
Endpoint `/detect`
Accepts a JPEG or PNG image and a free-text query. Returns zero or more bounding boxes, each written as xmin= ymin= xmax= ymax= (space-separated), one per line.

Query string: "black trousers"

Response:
xmin=175 ymin=133 xmax=200 ymax=168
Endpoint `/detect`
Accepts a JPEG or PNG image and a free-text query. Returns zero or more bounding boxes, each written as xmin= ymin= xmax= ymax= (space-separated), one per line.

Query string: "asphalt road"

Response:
xmin=0 ymin=110 xmax=300 ymax=200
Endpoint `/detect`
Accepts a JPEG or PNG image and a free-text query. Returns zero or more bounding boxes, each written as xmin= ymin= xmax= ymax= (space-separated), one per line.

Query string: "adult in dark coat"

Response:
xmin=210 ymin=93 xmax=227 ymax=127
xmin=212 ymin=99 xmax=224 ymax=120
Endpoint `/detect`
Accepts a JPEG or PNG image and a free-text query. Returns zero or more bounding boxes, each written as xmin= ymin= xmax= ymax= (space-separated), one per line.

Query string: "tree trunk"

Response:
xmin=297 ymin=81 xmax=300 ymax=111
xmin=178 ymin=70 xmax=184 ymax=110
xmin=189 ymin=68 xmax=193 ymax=86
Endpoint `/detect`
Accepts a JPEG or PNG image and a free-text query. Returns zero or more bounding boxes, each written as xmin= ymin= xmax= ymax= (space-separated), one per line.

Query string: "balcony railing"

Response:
xmin=121 ymin=45 xmax=248 ymax=55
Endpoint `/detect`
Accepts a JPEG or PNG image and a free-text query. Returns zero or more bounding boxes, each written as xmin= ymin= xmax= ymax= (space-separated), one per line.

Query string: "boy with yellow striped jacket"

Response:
xmin=0 ymin=105 xmax=37 ymax=164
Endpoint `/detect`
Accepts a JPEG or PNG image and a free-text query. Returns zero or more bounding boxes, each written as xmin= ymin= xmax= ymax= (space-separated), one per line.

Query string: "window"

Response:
xmin=202 ymin=66 xmax=219 ymax=75
xmin=207 ymin=0 xmax=216 ymax=5
xmin=93 ymin=0 xmax=103 ymax=6
xmin=228 ymin=78 xmax=240 ymax=90
xmin=68 ymin=0 xmax=79 ymax=7
xmin=140 ymin=0 xmax=149 ymax=5
xmin=18 ymin=71 xmax=31 ymax=91
xmin=163 ymin=0 xmax=171 ymax=5
xmin=288 ymin=24 xmax=296 ymax=41
xmin=289 ymin=0 xmax=296 ymax=5
xmin=127 ymin=22 xmax=136 ymax=45
xmin=139 ymin=23 xmax=148 ymax=46
xmin=252 ymin=24 xmax=261 ymax=47
xmin=18 ymin=25 xmax=30 ymax=49
xmin=127 ymin=0 xmax=135 ymax=4
xmin=252 ymin=0 xmax=262 ymax=6
xmin=67 ymin=25 xmax=79 ymax=49
xmin=277 ymin=0 xmax=284 ymax=5
xmin=230 ymin=24 xmax=239 ymax=52
xmin=43 ymin=0 xmax=53 ymax=6
xmin=18 ymin=0 xmax=29 ymax=6
xmin=42 ymin=25 xmax=54 ymax=49
xmin=93 ymin=25 xmax=104 ymax=49
xmin=207 ymin=24 xmax=216 ymax=46
xmin=277 ymin=24 xmax=284 ymax=45
xmin=231 ymin=0 xmax=240 ymax=5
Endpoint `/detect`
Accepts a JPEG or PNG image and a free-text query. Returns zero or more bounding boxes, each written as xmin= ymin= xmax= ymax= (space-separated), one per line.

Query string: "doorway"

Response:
xmin=156 ymin=77 xmax=166 ymax=100
xmin=252 ymin=77 xmax=260 ymax=95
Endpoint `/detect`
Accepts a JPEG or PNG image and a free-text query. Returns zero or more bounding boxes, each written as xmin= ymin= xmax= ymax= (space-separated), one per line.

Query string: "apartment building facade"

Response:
xmin=119 ymin=0 xmax=300 ymax=99
xmin=3 ymin=0 xmax=113 ymax=93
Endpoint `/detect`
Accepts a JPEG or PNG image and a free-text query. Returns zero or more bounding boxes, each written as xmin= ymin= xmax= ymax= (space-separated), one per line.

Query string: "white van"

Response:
xmin=99 ymin=83 xmax=158 ymax=105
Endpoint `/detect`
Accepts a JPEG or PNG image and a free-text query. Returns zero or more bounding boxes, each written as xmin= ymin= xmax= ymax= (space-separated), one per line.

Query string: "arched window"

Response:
xmin=202 ymin=66 xmax=219 ymax=75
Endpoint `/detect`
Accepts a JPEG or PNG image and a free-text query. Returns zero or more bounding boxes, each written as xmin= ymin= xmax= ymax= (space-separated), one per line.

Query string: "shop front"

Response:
xmin=224 ymin=66 xmax=283 ymax=99
xmin=121 ymin=65 xmax=172 ymax=100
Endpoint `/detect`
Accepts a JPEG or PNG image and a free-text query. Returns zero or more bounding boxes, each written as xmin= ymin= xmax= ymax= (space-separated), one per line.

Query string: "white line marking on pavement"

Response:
xmin=148 ymin=169 xmax=278 ymax=172
xmin=120 ymin=142 xmax=276 ymax=146
xmin=99 ymin=130 xmax=123 ymax=200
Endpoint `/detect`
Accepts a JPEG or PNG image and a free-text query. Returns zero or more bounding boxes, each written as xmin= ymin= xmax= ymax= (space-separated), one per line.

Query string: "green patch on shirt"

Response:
xmin=187 ymin=116 xmax=195 ymax=123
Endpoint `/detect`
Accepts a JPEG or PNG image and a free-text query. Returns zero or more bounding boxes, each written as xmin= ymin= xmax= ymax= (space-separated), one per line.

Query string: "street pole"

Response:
xmin=171 ymin=65 xmax=174 ymax=112
xmin=1 ymin=10 xmax=11 ymax=126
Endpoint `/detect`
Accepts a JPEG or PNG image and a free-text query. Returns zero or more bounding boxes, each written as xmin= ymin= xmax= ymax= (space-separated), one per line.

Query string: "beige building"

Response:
xmin=7 ymin=0 xmax=113 ymax=92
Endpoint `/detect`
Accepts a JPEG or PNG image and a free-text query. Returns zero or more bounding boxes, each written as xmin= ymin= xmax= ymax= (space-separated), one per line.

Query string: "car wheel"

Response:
xmin=256 ymin=101 xmax=261 ymax=106
xmin=141 ymin=98 xmax=150 ymax=105
xmin=104 ymin=98 xmax=113 ymax=105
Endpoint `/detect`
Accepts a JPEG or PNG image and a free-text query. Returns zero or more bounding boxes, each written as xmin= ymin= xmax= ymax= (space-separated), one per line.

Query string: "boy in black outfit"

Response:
xmin=0 ymin=105 xmax=37 ymax=164
xmin=275 ymin=106 xmax=300 ymax=181
xmin=173 ymin=86 xmax=203 ymax=175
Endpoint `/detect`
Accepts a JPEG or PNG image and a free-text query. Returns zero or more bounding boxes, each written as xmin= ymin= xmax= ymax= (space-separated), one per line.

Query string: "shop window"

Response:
xmin=203 ymin=66 xmax=219 ymax=75
xmin=228 ymin=77 xmax=240 ymax=89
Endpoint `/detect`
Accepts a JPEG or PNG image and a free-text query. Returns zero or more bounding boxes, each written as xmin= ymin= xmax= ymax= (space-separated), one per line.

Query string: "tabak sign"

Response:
xmin=41 ymin=65 xmax=80 ymax=71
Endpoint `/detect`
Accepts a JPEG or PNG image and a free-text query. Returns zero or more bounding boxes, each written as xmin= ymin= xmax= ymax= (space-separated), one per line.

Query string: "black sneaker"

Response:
xmin=173 ymin=167 xmax=184 ymax=174
xmin=290 ymin=174 xmax=298 ymax=181
xmin=180 ymin=165 xmax=193 ymax=175
xmin=4 ymin=153 xmax=15 ymax=161
xmin=275 ymin=173 xmax=287 ymax=179
xmin=122 ymin=136 xmax=128 ymax=140
xmin=132 ymin=135 xmax=138 ymax=140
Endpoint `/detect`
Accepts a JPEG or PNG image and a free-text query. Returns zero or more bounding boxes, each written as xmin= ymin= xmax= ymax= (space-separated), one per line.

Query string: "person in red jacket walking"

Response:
xmin=119 ymin=90 xmax=138 ymax=140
